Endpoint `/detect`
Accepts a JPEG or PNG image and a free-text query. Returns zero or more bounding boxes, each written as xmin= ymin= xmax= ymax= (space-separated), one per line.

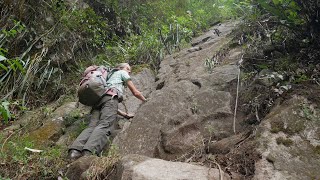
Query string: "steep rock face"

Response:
xmin=156 ymin=27 xmax=239 ymax=89
xmin=114 ymin=21 xmax=244 ymax=159
xmin=115 ymin=80 xmax=199 ymax=157
xmin=254 ymin=96 xmax=320 ymax=179
xmin=118 ymin=68 xmax=156 ymax=117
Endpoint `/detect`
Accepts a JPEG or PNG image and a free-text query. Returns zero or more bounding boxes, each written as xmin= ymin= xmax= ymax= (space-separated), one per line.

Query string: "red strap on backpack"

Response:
xmin=105 ymin=88 xmax=118 ymax=97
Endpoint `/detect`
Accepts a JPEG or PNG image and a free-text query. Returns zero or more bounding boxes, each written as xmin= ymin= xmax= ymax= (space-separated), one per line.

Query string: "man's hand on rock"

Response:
xmin=125 ymin=113 xmax=134 ymax=119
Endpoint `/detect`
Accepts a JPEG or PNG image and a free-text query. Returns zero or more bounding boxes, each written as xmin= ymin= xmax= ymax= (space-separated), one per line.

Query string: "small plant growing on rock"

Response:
xmin=270 ymin=121 xmax=285 ymax=134
xmin=63 ymin=109 xmax=82 ymax=127
xmin=41 ymin=107 xmax=54 ymax=117
xmin=205 ymin=125 xmax=215 ymax=152
xmin=191 ymin=103 xmax=199 ymax=114
xmin=0 ymin=101 xmax=11 ymax=124
xmin=69 ymin=120 xmax=89 ymax=140
xmin=299 ymin=103 xmax=319 ymax=121
xmin=276 ymin=137 xmax=293 ymax=147
xmin=204 ymin=57 xmax=215 ymax=73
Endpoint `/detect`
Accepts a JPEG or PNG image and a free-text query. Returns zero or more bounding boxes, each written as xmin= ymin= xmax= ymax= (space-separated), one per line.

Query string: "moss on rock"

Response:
xmin=276 ymin=137 xmax=294 ymax=147
xmin=270 ymin=121 xmax=285 ymax=133
xmin=313 ymin=146 xmax=320 ymax=155
xmin=270 ymin=118 xmax=305 ymax=135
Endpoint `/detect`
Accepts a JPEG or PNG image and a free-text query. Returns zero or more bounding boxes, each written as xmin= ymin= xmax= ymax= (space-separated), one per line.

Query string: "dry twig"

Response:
xmin=233 ymin=54 xmax=244 ymax=133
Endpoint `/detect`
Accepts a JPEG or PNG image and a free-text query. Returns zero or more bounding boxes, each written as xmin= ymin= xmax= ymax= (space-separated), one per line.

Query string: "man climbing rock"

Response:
xmin=68 ymin=63 xmax=147 ymax=160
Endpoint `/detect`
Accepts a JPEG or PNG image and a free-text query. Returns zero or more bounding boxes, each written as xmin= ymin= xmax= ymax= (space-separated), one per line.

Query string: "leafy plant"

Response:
xmin=0 ymin=100 xmax=27 ymax=124
xmin=293 ymin=74 xmax=309 ymax=84
xmin=256 ymin=0 xmax=303 ymax=26
xmin=0 ymin=19 xmax=27 ymax=100
xmin=56 ymin=5 xmax=110 ymax=48
xmin=0 ymin=101 xmax=11 ymax=124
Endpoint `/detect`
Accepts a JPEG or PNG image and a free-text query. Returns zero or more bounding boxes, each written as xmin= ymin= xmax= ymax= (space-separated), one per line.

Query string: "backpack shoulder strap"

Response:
xmin=96 ymin=66 xmax=111 ymax=79
xmin=106 ymin=68 xmax=119 ymax=81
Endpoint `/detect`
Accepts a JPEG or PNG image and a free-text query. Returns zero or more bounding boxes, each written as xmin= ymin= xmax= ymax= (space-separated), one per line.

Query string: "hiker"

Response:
xmin=68 ymin=63 xmax=146 ymax=160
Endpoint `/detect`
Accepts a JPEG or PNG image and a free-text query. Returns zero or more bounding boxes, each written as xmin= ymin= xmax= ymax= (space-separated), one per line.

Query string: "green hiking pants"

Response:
xmin=69 ymin=95 xmax=118 ymax=155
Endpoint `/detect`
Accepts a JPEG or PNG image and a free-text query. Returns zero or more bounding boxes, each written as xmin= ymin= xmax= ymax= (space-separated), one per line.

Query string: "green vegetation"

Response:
xmin=0 ymin=101 xmax=11 ymax=124
xmin=63 ymin=109 xmax=82 ymax=127
xmin=0 ymin=100 xmax=26 ymax=124
xmin=0 ymin=135 xmax=67 ymax=179
xmin=300 ymin=103 xmax=320 ymax=121
xmin=238 ymin=0 xmax=320 ymax=89
xmin=72 ymin=120 xmax=89 ymax=139
xmin=131 ymin=64 xmax=151 ymax=74
xmin=205 ymin=57 xmax=216 ymax=73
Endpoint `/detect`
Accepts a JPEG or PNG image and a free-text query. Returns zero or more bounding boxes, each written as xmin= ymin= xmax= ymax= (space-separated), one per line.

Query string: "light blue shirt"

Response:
xmin=106 ymin=70 xmax=131 ymax=96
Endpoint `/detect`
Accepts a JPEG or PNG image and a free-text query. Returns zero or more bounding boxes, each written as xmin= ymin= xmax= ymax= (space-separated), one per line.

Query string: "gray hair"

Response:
xmin=116 ymin=63 xmax=130 ymax=69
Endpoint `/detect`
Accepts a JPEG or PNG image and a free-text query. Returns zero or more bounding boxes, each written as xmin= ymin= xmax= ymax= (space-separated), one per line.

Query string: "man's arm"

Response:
xmin=127 ymin=80 xmax=147 ymax=102
xmin=117 ymin=109 xmax=134 ymax=119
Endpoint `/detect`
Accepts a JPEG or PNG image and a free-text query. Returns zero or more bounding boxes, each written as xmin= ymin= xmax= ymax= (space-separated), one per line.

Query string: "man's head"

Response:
xmin=117 ymin=63 xmax=131 ymax=74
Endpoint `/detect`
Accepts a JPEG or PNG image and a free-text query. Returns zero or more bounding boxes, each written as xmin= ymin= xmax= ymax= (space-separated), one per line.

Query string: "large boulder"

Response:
xmin=114 ymin=80 xmax=199 ymax=157
xmin=65 ymin=155 xmax=98 ymax=180
xmin=116 ymin=154 xmax=231 ymax=180
xmin=254 ymin=95 xmax=320 ymax=180
xmin=28 ymin=102 xmax=89 ymax=145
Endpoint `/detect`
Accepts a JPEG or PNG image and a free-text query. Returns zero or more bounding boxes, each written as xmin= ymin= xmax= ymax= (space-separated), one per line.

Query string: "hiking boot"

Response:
xmin=68 ymin=149 xmax=82 ymax=160
xmin=82 ymin=150 xmax=93 ymax=156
